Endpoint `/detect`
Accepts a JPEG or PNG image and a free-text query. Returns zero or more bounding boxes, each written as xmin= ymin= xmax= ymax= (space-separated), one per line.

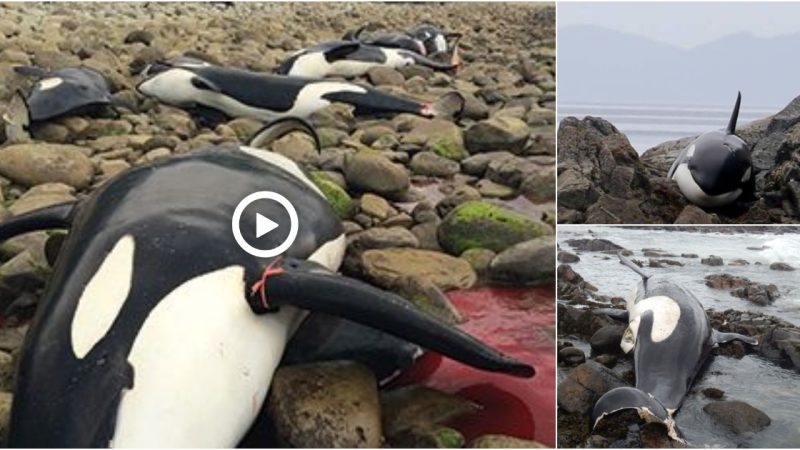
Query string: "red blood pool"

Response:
xmin=391 ymin=285 xmax=555 ymax=447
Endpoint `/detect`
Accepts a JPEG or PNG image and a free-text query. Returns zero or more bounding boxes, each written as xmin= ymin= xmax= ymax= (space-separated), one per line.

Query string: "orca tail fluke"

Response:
xmin=247 ymin=116 xmax=321 ymax=153
xmin=727 ymin=91 xmax=742 ymax=135
xmin=617 ymin=251 xmax=651 ymax=281
xmin=0 ymin=202 xmax=76 ymax=242
xmin=252 ymin=257 xmax=535 ymax=378
xmin=592 ymin=387 xmax=686 ymax=444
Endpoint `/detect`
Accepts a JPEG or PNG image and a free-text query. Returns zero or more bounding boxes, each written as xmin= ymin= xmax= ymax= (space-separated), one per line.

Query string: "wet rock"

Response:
xmin=594 ymin=354 xmax=618 ymax=368
xmin=389 ymin=426 xmax=465 ymax=448
xmin=360 ymin=248 xmax=476 ymax=291
xmin=557 ymin=360 xmax=628 ymax=414
xmin=769 ymin=262 xmax=795 ymax=271
xmin=488 ymin=236 xmax=555 ymax=285
xmin=470 ymin=434 xmax=547 ymax=448
xmin=270 ymin=133 xmax=319 ymax=166
xmin=563 ymin=238 xmax=623 ymax=253
xmin=459 ymin=247 xmax=496 ymax=278
xmin=124 ymin=29 xmax=154 ymax=46
xmin=465 ymin=116 xmax=530 ymax=154
xmin=0 ymin=351 xmax=13 ymax=392
xmin=410 ymin=221 xmax=441 ymax=251
xmin=0 ymin=144 xmax=94 ymax=190
xmin=460 ymin=151 xmax=515 ymax=176
xmin=437 ymin=201 xmax=552 ymax=255
xmin=674 ymin=205 xmax=720 ymax=224
xmin=403 ymin=119 xmax=468 ymax=161
xmin=8 ymin=183 xmax=75 ymax=216
xmin=348 ymin=227 xmax=420 ymax=252
xmin=702 ymin=387 xmax=725 ymax=399
xmin=475 ymin=178 xmax=515 ymax=199
xmin=705 ymin=274 xmax=750 ymax=290
xmin=309 ymin=172 xmax=354 ymax=218
xmin=558 ymin=251 xmax=580 ymax=263
xmin=344 ymin=151 xmax=410 ymax=196
xmin=701 ymin=255 xmax=724 ymax=266
xmin=381 ymin=386 xmax=480 ymax=446
xmin=732 ymin=283 xmax=780 ymax=306
xmin=589 ymin=325 xmax=624 ymax=354
xmin=435 ymin=185 xmax=481 ymax=218
xmin=267 ymin=360 xmax=381 ymax=448
xmin=703 ymin=400 xmax=771 ymax=434
xmin=409 ymin=151 xmax=460 ymax=177
xmin=0 ymin=391 xmax=11 ymax=444
xmin=359 ymin=193 xmax=394 ymax=220
xmin=558 ymin=347 xmax=586 ymax=366
xmin=367 ymin=67 xmax=404 ymax=86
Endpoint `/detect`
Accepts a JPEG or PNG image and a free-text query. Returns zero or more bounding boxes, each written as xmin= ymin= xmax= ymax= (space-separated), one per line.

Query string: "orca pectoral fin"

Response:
xmin=0 ymin=202 xmax=76 ymax=242
xmin=342 ymin=25 xmax=367 ymax=41
xmin=666 ymin=145 xmax=689 ymax=179
xmin=247 ymin=116 xmax=321 ymax=152
xmin=593 ymin=308 xmax=629 ymax=322
xmin=323 ymin=42 xmax=362 ymax=62
xmin=592 ymin=387 xmax=686 ymax=444
xmin=252 ymin=258 xmax=534 ymax=378
xmin=712 ymin=329 xmax=758 ymax=346
xmin=190 ymin=75 xmax=222 ymax=93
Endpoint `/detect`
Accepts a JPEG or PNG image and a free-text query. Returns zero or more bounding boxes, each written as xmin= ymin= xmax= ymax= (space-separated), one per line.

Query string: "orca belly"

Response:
xmin=111 ymin=265 xmax=304 ymax=447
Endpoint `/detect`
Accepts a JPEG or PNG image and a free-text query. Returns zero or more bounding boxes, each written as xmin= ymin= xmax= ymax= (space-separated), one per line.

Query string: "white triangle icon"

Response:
xmin=256 ymin=214 xmax=279 ymax=238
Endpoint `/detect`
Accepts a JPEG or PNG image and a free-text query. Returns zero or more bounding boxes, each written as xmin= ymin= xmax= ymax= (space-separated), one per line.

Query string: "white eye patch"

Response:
xmin=38 ymin=77 xmax=64 ymax=91
xmin=71 ymin=235 xmax=135 ymax=358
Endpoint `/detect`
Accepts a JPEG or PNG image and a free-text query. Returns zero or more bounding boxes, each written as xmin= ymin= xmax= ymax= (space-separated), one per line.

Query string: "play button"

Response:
xmin=231 ymin=191 xmax=298 ymax=258
xmin=256 ymin=214 xmax=279 ymax=238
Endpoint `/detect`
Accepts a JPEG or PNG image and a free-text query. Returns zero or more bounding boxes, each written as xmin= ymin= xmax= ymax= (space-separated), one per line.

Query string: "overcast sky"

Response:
xmin=558 ymin=2 xmax=800 ymax=48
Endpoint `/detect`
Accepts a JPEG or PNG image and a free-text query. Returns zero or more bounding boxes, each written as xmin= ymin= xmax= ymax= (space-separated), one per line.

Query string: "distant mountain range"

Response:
xmin=557 ymin=25 xmax=800 ymax=109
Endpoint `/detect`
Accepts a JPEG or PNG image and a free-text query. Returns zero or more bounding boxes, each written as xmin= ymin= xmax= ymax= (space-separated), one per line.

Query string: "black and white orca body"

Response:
xmin=591 ymin=253 xmax=758 ymax=443
xmin=3 ymin=119 xmax=530 ymax=447
xmin=667 ymin=92 xmax=753 ymax=208
xmin=276 ymin=41 xmax=458 ymax=79
xmin=137 ymin=60 xmax=462 ymax=122
xmin=409 ymin=24 xmax=450 ymax=55
xmin=13 ymin=65 xmax=113 ymax=122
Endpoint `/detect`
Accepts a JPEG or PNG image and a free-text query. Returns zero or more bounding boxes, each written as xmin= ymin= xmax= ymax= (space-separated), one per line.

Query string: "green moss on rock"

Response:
xmin=429 ymin=138 xmax=468 ymax=161
xmin=437 ymin=201 xmax=552 ymax=254
xmin=309 ymin=171 xmax=354 ymax=218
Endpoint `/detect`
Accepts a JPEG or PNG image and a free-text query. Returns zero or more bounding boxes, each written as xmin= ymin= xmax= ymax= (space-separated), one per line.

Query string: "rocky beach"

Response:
xmin=557 ymin=95 xmax=800 ymax=224
xmin=0 ymin=2 xmax=556 ymax=447
xmin=556 ymin=226 xmax=800 ymax=448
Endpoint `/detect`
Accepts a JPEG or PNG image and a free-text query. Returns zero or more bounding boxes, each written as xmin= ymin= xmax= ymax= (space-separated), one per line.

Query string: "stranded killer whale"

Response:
xmin=137 ymin=59 xmax=464 ymax=123
xmin=275 ymin=40 xmax=460 ymax=79
xmin=12 ymin=65 xmax=113 ymax=122
xmin=2 ymin=118 xmax=531 ymax=448
xmin=591 ymin=253 xmax=758 ymax=443
xmin=667 ymin=92 xmax=754 ymax=208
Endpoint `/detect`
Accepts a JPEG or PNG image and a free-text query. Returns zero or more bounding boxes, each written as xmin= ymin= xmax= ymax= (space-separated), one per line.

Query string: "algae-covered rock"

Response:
xmin=470 ymin=434 xmax=548 ymax=448
xmin=438 ymin=201 xmax=552 ymax=254
xmin=309 ymin=171 xmax=354 ymax=218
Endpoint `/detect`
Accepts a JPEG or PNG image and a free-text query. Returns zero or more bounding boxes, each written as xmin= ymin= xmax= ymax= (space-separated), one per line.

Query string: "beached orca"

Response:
xmin=591 ymin=252 xmax=758 ymax=443
xmin=2 ymin=118 xmax=531 ymax=447
xmin=667 ymin=92 xmax=754 ymax=208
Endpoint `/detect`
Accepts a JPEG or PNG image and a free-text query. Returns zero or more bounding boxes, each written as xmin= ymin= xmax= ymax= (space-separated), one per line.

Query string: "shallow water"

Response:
xmin=557 ymin=103 xmax=772 ymax=153
xmin=559 ymin=226 xmax=800 ymax=326
xmin=557 ymin=226 xmax=800 ymax=448
xmin=395 ymin=285 xmax=556 ymax=446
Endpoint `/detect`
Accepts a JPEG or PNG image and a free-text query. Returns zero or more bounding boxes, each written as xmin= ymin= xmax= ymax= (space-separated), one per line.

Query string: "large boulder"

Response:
xmin=557 ymin=361 xmax=628 ymax=414
xmin=487 ymin=236 xmax=555 ymax=285
xmin=437 ymin=201 xmax=552 ymax=255
xmin=360 ymin=248 xmax=477 ymax=291
xmin=343 ymin=151 xmax=410 ymax=196
xmin=703 ymin=400 xmax=771 ymax=434
xmin=465 ymin=116 xmax=530 ymax=154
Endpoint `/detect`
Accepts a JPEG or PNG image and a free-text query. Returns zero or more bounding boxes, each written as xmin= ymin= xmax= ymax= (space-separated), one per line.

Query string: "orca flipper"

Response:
xmin=593 ymin=308 xmax=629 ymax=322
xmin=190 ymin=76 xmax=222 ymax=93
xmin=253 ymin=257 xmax=534 ymax=378
xmin=711 ymin=329 xmax=758 ymax=346
xmin=342 ymin=25 xmax=367 ymax=41
xmin=592 ymin=387 xmax=686 ymax=444
xmin=247 ymin=116 xmax=321 ymax=153
xmin=618 ymin=252 xmax=651 ymax=281
xmin=666 ymin=144 xmax=690 ymax=179
xmin=0 ymin=202 xmax=76 ymax=241
xmin=13 ymin=66 xmax=47 ymax=79
xmin=283 ymin=313 xmax=422 ymax=384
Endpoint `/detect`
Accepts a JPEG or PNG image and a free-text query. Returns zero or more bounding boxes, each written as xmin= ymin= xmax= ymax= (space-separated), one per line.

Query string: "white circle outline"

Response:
xmin=231 ymin=191 xmax=298 ymax=258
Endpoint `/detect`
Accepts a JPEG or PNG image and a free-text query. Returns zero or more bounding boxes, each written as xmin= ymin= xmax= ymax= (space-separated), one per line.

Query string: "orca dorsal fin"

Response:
xmin=323 ymin=42 xmax=362 ymax=62
xmin=727 ymin=91 xmax=742 ymax=134
xmin=618 ymin=251 xmax=651 ymax=281
xmin=342 ymin=25 xmax=367 ymax=41
xmin=0 ymin=202 xmax=77 ymax=242
xmin=248 ymin=117 xmax=321 ymax=152
xmin=190 ymin=76 xmax=221 ymax=93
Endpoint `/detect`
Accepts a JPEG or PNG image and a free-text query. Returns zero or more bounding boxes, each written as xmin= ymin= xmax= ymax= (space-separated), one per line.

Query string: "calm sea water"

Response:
xmin=558 ymin=103 xmax=776 ymax=154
